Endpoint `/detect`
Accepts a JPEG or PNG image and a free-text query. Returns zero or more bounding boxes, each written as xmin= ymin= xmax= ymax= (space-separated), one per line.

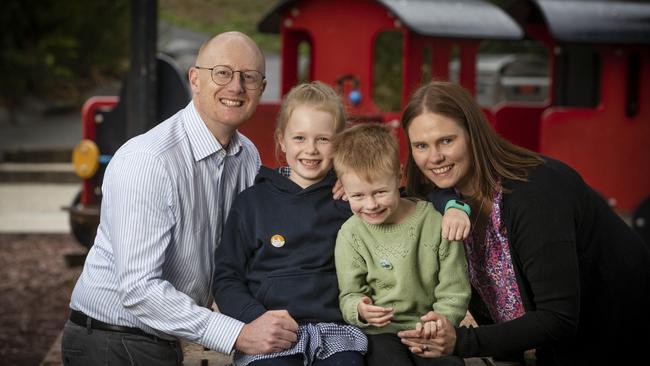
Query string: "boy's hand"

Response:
xmin=441 ymin=208 xmax=470 ymax=241
xmin=415 ymin=319 xmax=442 ymax=339
xmin=332 ymin=179 xmax=348 ymax=201
xmin=357 ymin=296 xmax=393 ymax=327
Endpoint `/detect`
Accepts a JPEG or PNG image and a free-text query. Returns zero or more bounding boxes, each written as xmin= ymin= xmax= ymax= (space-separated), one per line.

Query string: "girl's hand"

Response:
xmin=357 ymin=296 xmax=393 ymax=327
xmin=397 ymin=311 xmax=456 ymax=358
xmin=332 ymin=179 xmax=348 ymax=201
xmin=441 ymin=208 xmax=470 ymax=241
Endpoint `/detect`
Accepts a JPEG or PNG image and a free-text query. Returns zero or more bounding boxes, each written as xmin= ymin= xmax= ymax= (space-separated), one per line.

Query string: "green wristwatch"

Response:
xmin=444 ymin=199 xmax=471 ymax=216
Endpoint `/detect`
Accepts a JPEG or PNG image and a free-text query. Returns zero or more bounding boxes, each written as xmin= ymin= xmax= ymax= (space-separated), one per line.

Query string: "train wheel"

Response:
xmin=69 ymin=191 xmax=99 ymax=249
xmin=633 ymin=196 xmax=650 ymax=245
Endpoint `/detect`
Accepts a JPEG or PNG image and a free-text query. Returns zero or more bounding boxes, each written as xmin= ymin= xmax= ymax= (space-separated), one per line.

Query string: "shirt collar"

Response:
xmin=183 ymin=101 xmax=243 ymax=162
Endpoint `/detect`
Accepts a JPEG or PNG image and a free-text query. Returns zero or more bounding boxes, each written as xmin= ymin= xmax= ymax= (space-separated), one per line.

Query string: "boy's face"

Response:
xmin=340 ymin=171 xmax=402 ymax=225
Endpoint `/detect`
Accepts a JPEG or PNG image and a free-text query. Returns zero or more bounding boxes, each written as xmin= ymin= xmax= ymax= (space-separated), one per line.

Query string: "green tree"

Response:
xmin=0 ymin=0 xmax=129 ymax=118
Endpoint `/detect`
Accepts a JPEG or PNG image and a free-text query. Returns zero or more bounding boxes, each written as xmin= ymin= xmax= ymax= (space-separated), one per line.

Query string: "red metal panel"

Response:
xmin=280 ymin=29 xmax=311 ymax=97
xmin=80 ymin=96 xmax=119 ymax=141
xmin=459 ymin=41 xmax=479 ymax=95
xmin=540 ymin=46 xmax=650 ymax=212
xmin=431 ymin=39 xmax=452 ymax=81
xmin=493 ymin=104 xmax=548 ymax=151
xmin=79 ymin=96 xmax=119 ymax=205
xmin=278 ymin=0 xmax=398 ymax=115
xmin=238 ymin=102 xmax=282 ymax=167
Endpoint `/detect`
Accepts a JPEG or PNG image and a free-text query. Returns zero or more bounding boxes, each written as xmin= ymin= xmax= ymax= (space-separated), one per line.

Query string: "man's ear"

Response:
xmin=259 ymin=79 xmax=267 ymax=95
xmin=189 ymin=67 xmax=200 ymax=94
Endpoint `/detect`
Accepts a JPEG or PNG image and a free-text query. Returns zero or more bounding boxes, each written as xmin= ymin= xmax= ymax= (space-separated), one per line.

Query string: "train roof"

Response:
xmin=258 ymin=0 xmax=522 ymax=40
xmin=527 ymin=0 xmax=650 ymax=45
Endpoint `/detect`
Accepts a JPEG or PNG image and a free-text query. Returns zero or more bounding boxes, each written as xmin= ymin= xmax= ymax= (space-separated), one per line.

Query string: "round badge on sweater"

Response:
xmin=270 ymin=234 xmax=285 ymax=248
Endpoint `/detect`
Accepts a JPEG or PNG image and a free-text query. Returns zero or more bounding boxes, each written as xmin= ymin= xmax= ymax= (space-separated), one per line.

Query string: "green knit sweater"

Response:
xmin=335 ymin=200 xmax=470 ymax=335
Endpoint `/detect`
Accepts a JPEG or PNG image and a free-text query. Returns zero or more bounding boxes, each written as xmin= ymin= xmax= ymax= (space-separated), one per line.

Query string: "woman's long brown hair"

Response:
xmin=401 ymin=81 xmax=544 ymax=203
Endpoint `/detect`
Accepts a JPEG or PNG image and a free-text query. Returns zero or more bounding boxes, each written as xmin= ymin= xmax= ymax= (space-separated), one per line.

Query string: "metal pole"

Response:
xmin=126 ymin=0 xmax=157 ymax=138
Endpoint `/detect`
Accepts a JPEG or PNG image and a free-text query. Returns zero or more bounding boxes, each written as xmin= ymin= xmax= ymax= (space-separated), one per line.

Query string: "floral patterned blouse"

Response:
xmin=464 ymin=188 xmax=525 ymax=323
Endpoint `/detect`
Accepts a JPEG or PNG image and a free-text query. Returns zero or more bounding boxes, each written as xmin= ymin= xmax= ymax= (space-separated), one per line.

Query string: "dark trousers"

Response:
xmin=366 ymin=333 xmax=464 ymax=366
xmin=61 ymin=320 xmax=183 ymax=366
xmin=248 ymin=351 xmax=364 ymax=366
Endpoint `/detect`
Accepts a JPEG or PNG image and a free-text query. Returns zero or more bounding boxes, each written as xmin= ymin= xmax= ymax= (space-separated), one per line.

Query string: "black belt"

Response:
xmin=69 ymin=309 xmax=171 ymax=342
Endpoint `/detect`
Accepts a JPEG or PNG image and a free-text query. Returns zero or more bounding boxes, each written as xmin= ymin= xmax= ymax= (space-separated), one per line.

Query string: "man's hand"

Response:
xmin=234 ymin=310 xmax=299 ymax=355
xmin=358 ymin=296 xmax=393 ymax=327
xmin=441 ymin=208 xmax=470 ymax=241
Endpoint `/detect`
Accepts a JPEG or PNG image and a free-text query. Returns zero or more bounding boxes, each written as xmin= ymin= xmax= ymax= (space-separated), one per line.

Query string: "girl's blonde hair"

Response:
xmin=275 ymin=81 xmax=346 ymax=163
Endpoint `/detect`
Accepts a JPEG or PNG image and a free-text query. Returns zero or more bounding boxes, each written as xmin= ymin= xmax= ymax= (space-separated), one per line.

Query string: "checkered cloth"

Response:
xmin=234 ymin=323 xmax=367 ymax=366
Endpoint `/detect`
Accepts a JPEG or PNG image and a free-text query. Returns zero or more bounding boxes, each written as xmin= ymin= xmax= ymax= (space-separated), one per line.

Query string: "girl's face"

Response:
xmin=278 ymin=105 xmax=337 ymax=188
xmin=407 ymin=112 xmax=474 ymax=196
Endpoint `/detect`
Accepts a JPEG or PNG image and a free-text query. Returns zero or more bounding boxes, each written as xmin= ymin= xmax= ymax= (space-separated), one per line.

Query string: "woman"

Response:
xmin=397 ymin=81 xmax=650 ymax=365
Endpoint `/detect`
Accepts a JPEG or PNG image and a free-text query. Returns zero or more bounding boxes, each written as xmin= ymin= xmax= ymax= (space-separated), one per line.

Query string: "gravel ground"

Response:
xmin=0 ymin=233 xmax=486 ymax=366
xmin=0 ymin=234 xmax=84 ymax=366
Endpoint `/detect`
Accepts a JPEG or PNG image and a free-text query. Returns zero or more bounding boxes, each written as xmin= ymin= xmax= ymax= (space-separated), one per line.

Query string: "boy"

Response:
xmin=332 ymin=123 xmax=470 ymax=366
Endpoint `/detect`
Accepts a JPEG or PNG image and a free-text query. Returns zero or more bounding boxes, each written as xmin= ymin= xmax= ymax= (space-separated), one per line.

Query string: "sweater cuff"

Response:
xmin=201 ymin=312 xmax=245 ymax=354
xmin=343 ymin=295 xmax=369 ymax=328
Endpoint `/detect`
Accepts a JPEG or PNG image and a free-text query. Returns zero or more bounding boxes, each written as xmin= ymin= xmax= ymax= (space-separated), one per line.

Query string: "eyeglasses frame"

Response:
xmin=194 ymin=65 xmax=266 ymax=90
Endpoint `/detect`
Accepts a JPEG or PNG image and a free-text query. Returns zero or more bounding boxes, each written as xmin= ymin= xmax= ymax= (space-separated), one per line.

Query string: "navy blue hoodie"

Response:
xmin=212 ymin=167 xmax=352 ymax=324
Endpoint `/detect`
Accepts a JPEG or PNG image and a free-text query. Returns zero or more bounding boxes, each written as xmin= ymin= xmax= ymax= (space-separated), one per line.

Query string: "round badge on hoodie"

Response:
xmin=270 ymin=234 xmax=285 ymax=248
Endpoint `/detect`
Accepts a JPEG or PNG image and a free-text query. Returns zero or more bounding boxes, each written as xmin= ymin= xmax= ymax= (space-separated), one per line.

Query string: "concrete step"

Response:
xmin=1 ymin=147 xmax=73 ymax=163
xmin=0 ymin=163 xmax=79 ymax=183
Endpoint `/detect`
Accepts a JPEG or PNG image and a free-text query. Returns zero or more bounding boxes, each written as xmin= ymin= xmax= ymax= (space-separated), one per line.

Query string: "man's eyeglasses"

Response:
xmin=195 ymin=65 xmax=265 ymax=90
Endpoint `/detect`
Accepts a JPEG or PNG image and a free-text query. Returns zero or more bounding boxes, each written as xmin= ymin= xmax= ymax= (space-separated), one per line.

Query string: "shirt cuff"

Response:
xmin=201 ymin=312 xmax=245 ymax=354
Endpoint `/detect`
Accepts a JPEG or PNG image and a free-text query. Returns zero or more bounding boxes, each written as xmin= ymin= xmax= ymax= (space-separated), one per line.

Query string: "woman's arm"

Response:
xmin=402 ymin=178 xmax=582 ymax=359
xmin=427 ymin=188 xmax=471 ymax=240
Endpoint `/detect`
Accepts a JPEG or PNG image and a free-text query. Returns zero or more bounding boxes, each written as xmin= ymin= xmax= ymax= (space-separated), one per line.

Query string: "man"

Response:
xmin=61 ymin=32 xmax=298 ymax=366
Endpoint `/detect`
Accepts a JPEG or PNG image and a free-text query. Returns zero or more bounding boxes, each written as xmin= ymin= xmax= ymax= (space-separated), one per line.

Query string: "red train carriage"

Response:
xmin=69 ymin=0 xmax=650 ymax=247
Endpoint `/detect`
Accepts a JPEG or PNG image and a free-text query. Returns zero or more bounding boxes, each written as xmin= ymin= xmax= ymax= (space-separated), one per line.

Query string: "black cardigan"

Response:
xmin=435 ymin=158 xmax=650 ymax=365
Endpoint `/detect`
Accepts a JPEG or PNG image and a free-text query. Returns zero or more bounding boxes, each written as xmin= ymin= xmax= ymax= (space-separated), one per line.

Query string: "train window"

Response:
xmin=472 ymin=40 xmax=550 ymax=107
xmin=448 ymin=44 xmax=461 ymax=84
xmin=372 ymin=31 xmax=403 ymax=112
xmin=421 ymin=44 xmax=432 ymax=83
xmin=298 ymin=41 xmax=311 ymax=83
xmin=554 ymin=45 xmax=601 ymax=107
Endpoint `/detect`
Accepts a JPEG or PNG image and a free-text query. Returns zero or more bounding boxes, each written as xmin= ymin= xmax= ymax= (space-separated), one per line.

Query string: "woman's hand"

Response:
xmin=441 ymin=208 xmax=471 ymax=241
xmin=397 ymin=311 xmax=457 ymax=358
xmin=357 ymin=296 xmax=393 ymax=327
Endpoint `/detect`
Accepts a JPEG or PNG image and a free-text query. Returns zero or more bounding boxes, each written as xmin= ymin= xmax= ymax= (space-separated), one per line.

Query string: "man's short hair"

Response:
xmin=333 ymin=123 xmax=400 ymax=182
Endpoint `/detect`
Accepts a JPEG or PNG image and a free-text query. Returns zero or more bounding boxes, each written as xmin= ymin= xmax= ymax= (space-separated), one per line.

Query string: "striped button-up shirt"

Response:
xmin=70 ymin=101 xmax=261 ymax=353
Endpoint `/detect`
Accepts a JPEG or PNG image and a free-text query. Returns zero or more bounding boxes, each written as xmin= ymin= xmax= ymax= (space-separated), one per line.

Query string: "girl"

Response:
xmin=212 ymin=81 xmax=367 ymax=366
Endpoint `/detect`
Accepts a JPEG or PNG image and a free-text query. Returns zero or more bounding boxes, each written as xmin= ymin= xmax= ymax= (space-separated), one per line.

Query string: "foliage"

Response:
xmin=0 ymin=0 xmax=129 ymax=108
xmin=373 ymin=31 xmax=404 ymax=112
xmin=159 ymin=0 xmax=280 ymax=52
